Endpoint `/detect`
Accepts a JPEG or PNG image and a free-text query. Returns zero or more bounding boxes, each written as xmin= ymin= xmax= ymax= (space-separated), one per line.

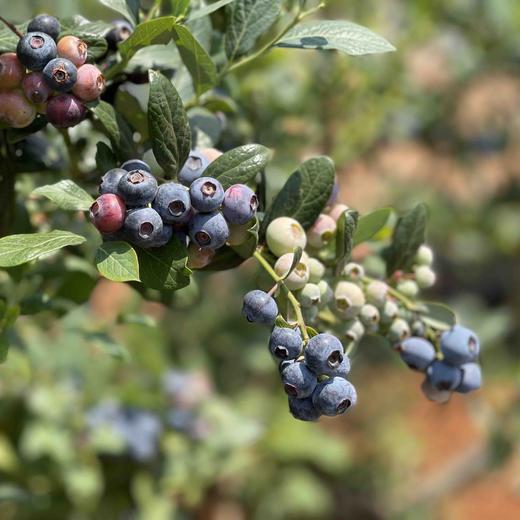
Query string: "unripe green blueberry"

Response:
xmin=274 ymin=253 xmax=310 ymax=290
xmin=343 ymin=319 xmax=365 ymax=343
xmin=0 ymin=53 xmax=25 ymax=88
xmin=388 ymin=318 xmax=411 ymax=344
xmin=187 ymin=243 xmax=215 ymax=269
xmin=360 ymin=304 xmax=380 ymax=327
xmin=381 ymin=300 xmax=399 ymax=324
xmin=397 ymin=280 xmax=419 ymax=298
xmin=307 ymin=213 xmax=337 ymax=249
xmin=317 ymin=280 xmax=333 ymax=307
xmin=227 ymin=222 xmax=250 ymax=247
xmin=415 ymin=244 xmax=434 ymax=266
xmin=365 ymin=280 xmax=388 ymax=307
xmin=2 ymin=91 xmax=37 ymax=128
xmin=266 ymin=217 xmax=306 ymax=257
xmin=299 ymin=283 xmax=321 ymax=308
xmin=362 ymin=255 xmax=386 ymax=278
xmin=411 ymin=320 xmax=426 ymax=337
xmin=308 ymin=257 xmax=325 ymax=284
xmin=329 ymin=203 xmax=349 ymax=222
xmin=333 ymin=281 xmax=365 ymax=319
xmin=414 ymin=265 xmax=436 ymax=289
xmin=302 ymin=306 xmax=319 ymax=323
xmin=343 ymin=262 xmax=365 ymax=281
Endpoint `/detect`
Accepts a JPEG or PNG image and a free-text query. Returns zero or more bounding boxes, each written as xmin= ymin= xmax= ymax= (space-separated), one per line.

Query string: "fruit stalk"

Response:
xmin=0 ymin=16 xmax=23 ymax=39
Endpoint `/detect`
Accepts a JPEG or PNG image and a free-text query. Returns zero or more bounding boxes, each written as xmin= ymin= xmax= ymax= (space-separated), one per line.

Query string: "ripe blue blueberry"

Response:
xmin=421 ymin=377 xmax=451 ymax=403
xmin=189 ymin=177 xmax=225 ymax=212
xmin=43 ymin=57 xmax=77 ymax=92
xmin=121 ymin=159 xmax=152 ymax=174
xmin=189 ymin=211 xmax=229 ymax=249
xmin=118 ymin=169 xmax=158 ymax=206
xmin=152 ymin=183 xmax=192 ymax=225
xmin=269 ymin=326 xmax=302 ymax=360
xmin=426 ymin=361 xmax=462 ymax=391
xmin=150 ymin=223 xmax=173 ymax=248
xmin=17 ymin=32 xmax=57 ymax=71
xmin=27 ymin=14 xmax=61 ymax=41
xmin=124 ymin=208 xmax=164 ymax=248
xmin=242 ymin=290 xmax=278 ymax=325
xmin=106 ymin=20 xmax=134 ymax=50
xmin=312 ymin=377 xmax=357 ymax=416
xmin=288 ymin=396 xmax=321 ymax=422
xmin=281 ymin=362 xmax=317 ymax=398
xmin=304 ymin=333 xmax=349 ymax=377
xmin=455 ymin=363 xmax=482 ymax=393
xmin=440 ymin=325 xmax=480 ymax=365
xmin=397 ymin=337 xmax=436 ymax=371
xmin=99 ymin=168 xmax=126 ymax=195
xmin=221 ymin=184 xmax=258 ymax=225
xmin=179 ymin=150 xmax=210 ymax=186
xmin=278 ymin=359 xmax=296 ymax=374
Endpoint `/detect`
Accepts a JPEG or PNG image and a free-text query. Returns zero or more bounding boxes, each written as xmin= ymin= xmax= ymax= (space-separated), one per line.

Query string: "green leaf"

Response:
xmin=281 ymin=246 xmax=303 ymax=280
xmin=59 ymin=20 xmax=113 ymax=60
xmin=306 ymin=326 xmax=319 ymax=338
xmin=422 ymin=302 xmax=457 ymax=330
xmin=335 ymin=209 xmax=359 ymax=276
xmin=95 ymin=241 xmax=141 ymax=282
xmin=115 ymin=89 xmax=149 ymax=142
xmin=167 ymin=0 xmax=191 ymax=17
xmin=171 ymin=23 xmax=217 ymax=96
xmin=353 ymin=208 xmax=393 ymax=246
xmin=189 ymin=107 xmax=223 ymax=147
xmin=137 ymin=238 xmax=191 ymax=290
xmin=205 ymin=144 xmax=271 ymax=189
xmin=89 ymin=101 xmax=135 ymax=161
xmin=96 ymin=142 xmax=118 ymax=172
xmin=99 ymin=0 xmax=139 ymax=25
xmin=385 ymin=203 xmax=428 ymax=276
xmin=188 ymin=0 xmax=236 ymax=21
xmin=0 ymin=231 xmax=86 ymax=267
xmin=0 ymin=23 xmax=26 ymax=53
xmin=148 ymin=70 xmax=192 ymax=178
xmin=0 ymin=335 xmax=9 ymax=364
xmin=261 ymin=156 xmax=335 ymax=235
xmin=225 ymin=0 xmax=282 ymax=60
xmin=276 ymin=20 xmax=396 ymax=56
xmin=32 ymin=180 xmax=94 ymax=211
xmin=119 ymin=17 xmax=177 ymax=62
xmin=86 ymin=331 xmax=130 ymax=360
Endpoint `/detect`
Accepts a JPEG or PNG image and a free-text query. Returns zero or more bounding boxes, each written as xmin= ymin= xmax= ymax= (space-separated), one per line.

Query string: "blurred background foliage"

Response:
xmin=0 ymin=0 xmax=519 ymax=518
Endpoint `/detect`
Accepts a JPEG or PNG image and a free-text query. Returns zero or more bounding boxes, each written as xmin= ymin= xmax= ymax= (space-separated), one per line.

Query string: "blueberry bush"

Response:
xmin=0 ymin=0 xmax=503 ymax=517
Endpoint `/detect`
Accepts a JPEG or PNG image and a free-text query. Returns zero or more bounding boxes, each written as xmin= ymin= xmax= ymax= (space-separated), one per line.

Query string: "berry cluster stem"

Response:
xmin=0 ymin=16 xmax=23 ymax=39
xmin=253 ymin=249 xmax=309 ymax=343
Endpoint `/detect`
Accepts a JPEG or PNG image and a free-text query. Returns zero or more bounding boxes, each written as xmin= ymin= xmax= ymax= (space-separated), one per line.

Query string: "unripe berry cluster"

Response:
xmin=89 ymin=150 xmax=259 ymax=264
xmin=241 ymin=291 xmax=357 ymax=421
xmin=0 ymin=14 xmax=105 ymax=128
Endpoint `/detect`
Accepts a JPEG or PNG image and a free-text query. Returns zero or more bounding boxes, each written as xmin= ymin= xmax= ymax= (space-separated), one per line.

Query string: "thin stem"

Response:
xmin=253 ymin=249 xmax=309 ymax=342
xmin=59 ymin=129 xmax=81 ymax=180
xmin=362 ymin=276 xmax=420 ymax=311
xmin=145 ymin=0 xmax=161 ymax=22
xmin=0 ymin=16 xmax=23 ymax=39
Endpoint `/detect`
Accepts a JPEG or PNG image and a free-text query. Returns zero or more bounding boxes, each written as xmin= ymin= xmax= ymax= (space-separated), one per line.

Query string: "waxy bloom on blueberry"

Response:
xmin=124 ymin=208 xmax=164 ymax=248
xmin=269 ymin=326 xmax=302 ymax=360
xmin=288 ymin=396 xmax=321 ymax=422
xmin=28 ymin=14 xmax=61 ymax=41
xmin=17 ymin=32 xmax=57 ymax=71
xmin=189 ymin=177 xmax=225 ymax=213
xmin=118 ymin=170 xmax=158 ymax=206
xmin=189 ymin=211 xmax=229 ymax=250
xmin=441 ymin=325 xmax=479 ymax=365
xmin=397 ymin=337 xmax=436 ymax=371
xmin=43 ymin=57 xmax=78 ymax=92
xmin=455 ymin=363 xmax=482 ymax=393
xmin=281 ymin=362 xmax=317 ymax=399
xmin=152 ymin=183 xmax=191 ymax=224
xmin=427 ymin=361 xmax=462 ymax=391
xmin=242 ymin=290 xmax=278 ymax=325
xmin=121 ymin=159 xmax=152 ymax=173
xmin=305 ymin=333 xmax=349 ymax=377
xmin=312 ymin=377 xmax=357 ymax=417
xmin=222 ymin=184 xmax=258 ymax=225
xmin=179 ymin=150 xmax=209 ymax=186
xmin=99 ymin=168 xmax=126 ymax=195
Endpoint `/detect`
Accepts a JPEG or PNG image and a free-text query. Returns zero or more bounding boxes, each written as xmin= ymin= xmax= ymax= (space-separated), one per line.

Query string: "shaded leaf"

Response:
xmin=95 ymin=241 xmax=141 ymax=282
xmin=96 ymin=142 xmax=118 ymax=172
xmin=422 ymin=302 xmax=457 ymax=330
xmin=335 ymin=209 xmax=359 ymax=276
xmin=99 ymin=0 xmax=139 ymax=25
xmin=32 ymin=180 xmax=94 ymax=211
xmin=353 ymin=208 xmax=392 ymax=246
xmin=189 ymin=0 xmax=236 ymax=22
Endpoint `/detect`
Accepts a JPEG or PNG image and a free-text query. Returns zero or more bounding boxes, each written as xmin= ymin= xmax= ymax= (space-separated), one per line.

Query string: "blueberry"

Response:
xmin=308 ymin=258 xmax=325 ymax=284
xmin=397 ymin=337 xmax=436 ymax=371
xmin=152 ymin=183 xmax=192 ymax=224
xmin=278 ymin=359 xmax=296 ymax=374
xmin=187 ymin=243 xmax=215 ymax=269
xmin=106 ymin=20 xmax=134 ymax=50
xmin=299 ymin=283 xmax=321 ymax=308
xmin=343 ymin=319 xmax=365 ymax=343
xmin=365 ymin=280 xmax=388 ymax=307
xmin=307 ymin=213 xmax=337 ymax=249
xmin=89 ymin=194 xmax=126 ymax=234
xmin=221 ymin=184 xmax=258 ymax=225
xmin=0 ymin=53 xmax=25 ymax=89
xmin=440 ymin=325 xmax=480 ymax=365
xmin=274 ymin=253 xmax=310 ymax=291
xmin=150 ymin=223 xmax=173 ymax=248
xmin=420 ymin=377 xmax=451 ymax=403
xmin=27 ymin=14 xmax=61 ymax=41
xmin=124 ymin=208 xmax=164 ymax=248
xmin=333 ymin=281 xmax=365 ymax=319
xmin=99 ymin=168 xmax=126 ymax=195
xmin=43 ymin=57 xmax=77 ymax=92
xmin=426 ymin=361 xmax=463 ymax=391
xmin=189 ymin=177 xmax=225 ymax=212
xmin=269 ymin=326 xmax=302 ymax=360
xmin=288 ymin=396 xmax=321 ymax=421
xmin=312 ymin=377 xmax=357 ymax=416
xmin=381 ymin=300 xmax=399 ymax=324
xmin=17 ymin=32 xmax=57 ymax=71
xmin=72 ymin=64 xmax=105 ymax=102
xmin=189 ymin=211 xmax=229 ymax=249
xmin=281 ymin=361 xmax=317 ymax=398
xmin=179 ymin=150 xmax=210 ymax=186
xmin=121 ymin=159 xmax=152 ymax=174
xmin=305 ymin=333 xmax=349 ymax=377
xmin=397 ymin=280 xmax=419 ymax=298
xmin=455 ymin=362 xmax=482 ymax=393
xmin=46 ymin=94 xmax=86 ymax=128
xmin=118 ymin=170 xmax=158 ymax=206
xmin=21 ymin=72 xmax=52 ymax=104
xmin=342 ymin=262 xmax=365 ymax=281
xmin=414 ymin=265 xmax=436 ymax=289
xmin=266 ymin=217 xmax=307 ymax=257
xmin=415 ymin=245 xmax=434 ymax=266
xmin=242 ymin=290 xmax=278 ymax=325
xmin=0 ymin=91 xmax=37 ymax=129
xmin=360 ymin=304 xmax=380 ymax=327
xmin=57 ymin=35 xmax=88 ymax=67
xmin=387 ymin=318 xmax=411 ymax=344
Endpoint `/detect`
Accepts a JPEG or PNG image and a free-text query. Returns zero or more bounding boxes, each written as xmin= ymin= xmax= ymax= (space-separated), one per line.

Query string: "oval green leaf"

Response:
xmin=95 ymin=241 xmax=140 ymax=282
xmin=32 ymin=180 xmax=94 ymax=211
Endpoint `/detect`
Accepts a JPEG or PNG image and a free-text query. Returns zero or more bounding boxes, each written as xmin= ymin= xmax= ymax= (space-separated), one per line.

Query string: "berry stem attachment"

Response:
xmin=253 ymin=249 xmax=309 ymax=343
xmin=0 ymin=16 xmax=23 ymax=39
xmin=362 ymin=276 xmax=421 ymax=311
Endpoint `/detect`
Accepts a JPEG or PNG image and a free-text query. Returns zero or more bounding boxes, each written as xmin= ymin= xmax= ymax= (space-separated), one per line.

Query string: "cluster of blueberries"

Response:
xmin=242 ymin=292 xmax=357 ymax=421
xmin=0 ymin=14 xmax=105 ymax=128
xmin=89 ymin=151 xmax=259 ymax=266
